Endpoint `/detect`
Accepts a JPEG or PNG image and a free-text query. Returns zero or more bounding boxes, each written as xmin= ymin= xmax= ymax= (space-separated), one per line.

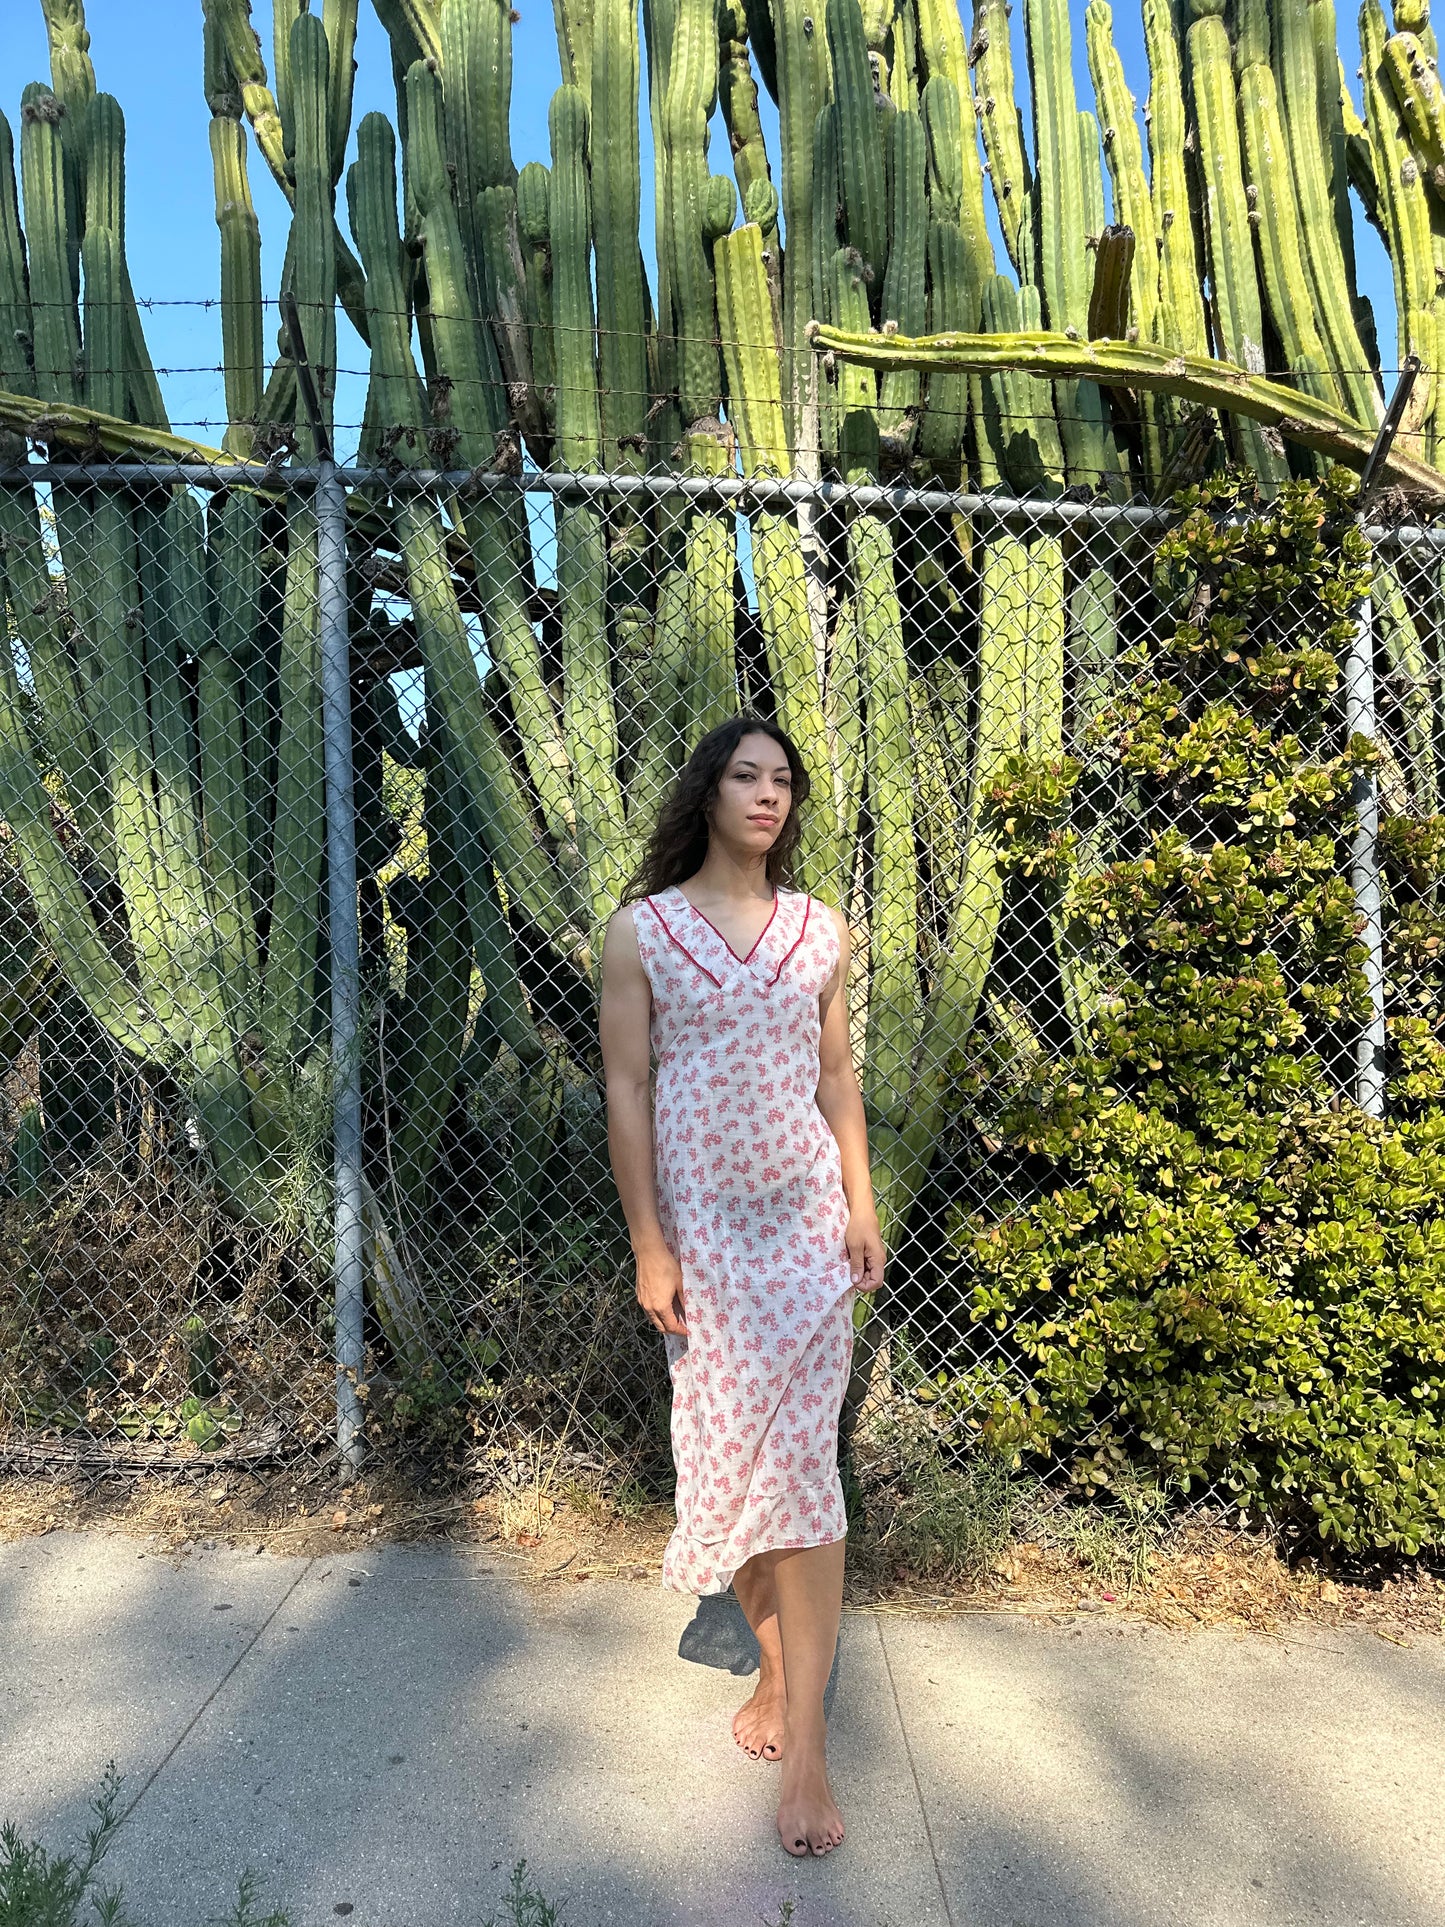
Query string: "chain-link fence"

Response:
xmin=1 ymin=449 xmax=1442 ymax=1557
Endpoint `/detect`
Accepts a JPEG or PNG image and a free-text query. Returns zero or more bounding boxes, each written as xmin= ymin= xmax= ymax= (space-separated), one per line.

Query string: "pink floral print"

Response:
xmin=632 ymin=883 xmax=857 ymax=1596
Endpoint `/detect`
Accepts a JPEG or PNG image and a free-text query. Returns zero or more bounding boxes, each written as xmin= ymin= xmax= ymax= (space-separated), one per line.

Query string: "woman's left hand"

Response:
xmin=845 ymin=1209 xmax=886 ymax=1294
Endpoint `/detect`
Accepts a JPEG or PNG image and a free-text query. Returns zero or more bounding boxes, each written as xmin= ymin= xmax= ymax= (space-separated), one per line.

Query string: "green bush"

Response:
xmin=940 ymin=468 xmax=1445 ymax=1558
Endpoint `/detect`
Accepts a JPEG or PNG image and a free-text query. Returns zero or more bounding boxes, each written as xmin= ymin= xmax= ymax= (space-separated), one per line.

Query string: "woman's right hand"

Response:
xmin=636 ymin=1243 xmax=688 ymax=1337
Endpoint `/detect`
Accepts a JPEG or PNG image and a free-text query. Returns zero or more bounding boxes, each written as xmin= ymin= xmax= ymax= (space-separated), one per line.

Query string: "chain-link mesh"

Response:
xmin=1 ymin=455 xmax=1440 ymax=1555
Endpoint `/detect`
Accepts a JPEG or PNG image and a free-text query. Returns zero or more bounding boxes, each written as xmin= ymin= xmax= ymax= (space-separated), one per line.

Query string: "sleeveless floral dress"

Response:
xmin=632 ymin=883 xmax=857 ymax=1596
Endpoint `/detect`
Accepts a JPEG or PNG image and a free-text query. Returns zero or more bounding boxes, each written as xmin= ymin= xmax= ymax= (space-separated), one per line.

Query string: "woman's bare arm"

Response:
xmin=814 ymin=905 xmax=886 ymax=1292
xmin=598 ymin=906 xmax=688 ymax=1335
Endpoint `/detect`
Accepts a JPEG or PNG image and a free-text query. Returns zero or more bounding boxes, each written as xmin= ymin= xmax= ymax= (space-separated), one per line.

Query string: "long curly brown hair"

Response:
xmin=620 ymin=712 xmax=812 ymax=902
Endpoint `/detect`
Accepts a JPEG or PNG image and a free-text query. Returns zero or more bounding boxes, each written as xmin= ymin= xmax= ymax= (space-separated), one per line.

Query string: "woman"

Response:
xmin=598 ymin=713 xmax=886 ymax=1859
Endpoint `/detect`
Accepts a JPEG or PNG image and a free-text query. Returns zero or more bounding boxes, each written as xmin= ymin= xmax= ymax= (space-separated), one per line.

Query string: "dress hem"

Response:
xmin=659 ymin=1526 xmax=849 ymax=1599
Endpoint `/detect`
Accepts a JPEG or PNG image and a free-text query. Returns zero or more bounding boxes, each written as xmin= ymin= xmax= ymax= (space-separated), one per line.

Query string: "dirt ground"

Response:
xmin=3 ymin=1461 xmax=1442 ymax=1642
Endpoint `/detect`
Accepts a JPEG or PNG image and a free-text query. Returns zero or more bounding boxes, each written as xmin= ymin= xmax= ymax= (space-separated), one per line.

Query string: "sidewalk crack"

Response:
xmin=114 ymin=1556 xmax=317 ymax=1831
xmin=874 ymin=1615 xmax=958 ymax=1927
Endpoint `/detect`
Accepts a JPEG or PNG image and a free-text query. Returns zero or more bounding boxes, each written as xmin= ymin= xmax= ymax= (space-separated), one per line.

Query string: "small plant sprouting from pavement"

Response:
xmin=0 ymin=1767 xmax=291 ymax=1927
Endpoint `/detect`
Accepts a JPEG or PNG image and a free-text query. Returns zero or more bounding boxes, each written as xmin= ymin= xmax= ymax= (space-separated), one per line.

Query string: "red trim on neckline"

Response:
xmin=671 ymin=885 xmax=780 ymax=965
xmin=644 ymin=896 xmax=723 ymax=988
xmin=767 ymin=893 xmax=812 ymax=987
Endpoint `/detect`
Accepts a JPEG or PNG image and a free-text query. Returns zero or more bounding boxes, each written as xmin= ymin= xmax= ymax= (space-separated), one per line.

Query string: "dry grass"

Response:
xmin=3 ymin=1463 xmax=1440 ymax=1641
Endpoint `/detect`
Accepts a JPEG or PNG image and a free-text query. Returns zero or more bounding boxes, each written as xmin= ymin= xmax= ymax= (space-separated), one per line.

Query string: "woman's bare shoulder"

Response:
xmin=604 ymin=900 xmax=640 ymax=943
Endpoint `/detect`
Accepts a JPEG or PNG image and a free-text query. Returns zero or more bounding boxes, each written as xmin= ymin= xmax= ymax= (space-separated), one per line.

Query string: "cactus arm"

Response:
xmin=879 ymin=106 xmax=927 ymax=455
xmin=1271 ymin=0 xmax=1382 ymax=425
xmin=591 ymin=0 xmax=651 ymax=471
xmin=1188 ymin=14 xmax=1266 ymax=374
xmin=201 ymin=489 xmax=263 ymax=998
xmin=1187 ymin=15 xmax=1291 ymax=485
xmin=287 ymin=14 xmax=336 ymax=461
xmin=811 ymin=325 xmax=1445 ymax=499
xmin=679 ymin=429 xmax=740 ymax=743
xmin=385 ymin=717 xmax=475 ymax=1222
xmin=206 ymin=0 xmax=370 ymax=346
xmin=205 ymin=0 xmax=290 ymax=189
xmin=39 ymin=0 xmax=97 ymax=127
xmin=1023 ymin=0 xmax=1122 ymax=491
xmin=811 ymin=102 xmax=840 ymax=465
xmin=322 ymin=0 xmax=360 ymax=186
xmin=1024 ymin=0 xmax=1086 ymax=336
xmin=553 ymin=0 xmax=596 ymax=96
xmin=0 ymin=115 xmax=111 ymax=863
xmin=1141 ymin=0 xmax=1207 ymax=359
xmin=208 ymin=107 xmax=264 ymax=456
xmin=405 ymin=61 xmax=507 ymax=453
xmin=348 ymin=114 xmax=585 ymax=961
xmin=660 ymin=0 xmax=725 ymax=429
xmin=1238 ymin=61 xmax=1342 ymax=412
xmin=1340 ymin=51 xmax=1384 ymax=231
xmin=397 ymin=79 xmax=576 ymax=843
xmin=978 ymin=272 xmax=1065 ymax=490
xmin=517 ymin=161 xmax=557 ymax=435
xmin=549 ymin=84 xmax=629 ymax=931
xmin=1310 ymin=0 xmax=1361 ymax=304
xmin=774 ymin=0 xmax=830 ymax=445
xmin=829 ymin=248 xmax=919 ymax=1126
xmin=913 ymin=0 xmax=992 ymax=282
xmin=720 ymin=0 xmax=780 ymax=248
xmin=438 ymin=1 xmax=547 ymax=460
xmin=273 ymin=0 xmax=304 ymax=161
xmin=969 ymin=0 xmax=1031 ymax=275
xmin=0 ymin=387 xmax=274 ymax=469
xmin=0 ymin=114 xmax=32 ymax=401
xmin=918 ymin=76 xmax=986 ymax=476
xmin=20 ymin=90 xmax=82 ymax=408
xmin=439 ymin=0 xmax=515 ymax=342
xmin=1383 ymin=30 xmax=1445 ymax=190
xmin=0 ymin=114 xmax=113 ymax=864
xmin=0 ymin=637 xmax=168 ymax=1062
xmin=1085 ymin=0 xmax=1157 ymax=344
xmin=829 ymin=0 xmax=890 ymax=298
xmin=714 ymin=222 xmax=838 ymax=877
xmin=259 ymin=11 xmax=333 ymax=1066
xmin=371 ymin=0 xmax=442 ymax=67
xmin=1360 ymin=0 xmax=1437 ymax=461
xmin=548 ymin=86 xmax=603 ymax=475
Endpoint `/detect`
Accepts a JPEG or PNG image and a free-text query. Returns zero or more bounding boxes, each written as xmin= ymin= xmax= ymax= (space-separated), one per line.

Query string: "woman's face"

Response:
xmin=709 ymin=731 xmax=793 ymax=855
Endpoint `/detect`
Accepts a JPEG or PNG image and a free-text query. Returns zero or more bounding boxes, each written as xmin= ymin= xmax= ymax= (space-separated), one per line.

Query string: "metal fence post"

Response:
xmin=318 ymin=459 xmax=366 ymax=1476
xmin=1348 ymin=359 xmax=1419 ymax=1122
xmin=1346 ymin=588 xmax=1387 ymax=1119
xmin=284 ymin=292 xmax=365 ymax=1477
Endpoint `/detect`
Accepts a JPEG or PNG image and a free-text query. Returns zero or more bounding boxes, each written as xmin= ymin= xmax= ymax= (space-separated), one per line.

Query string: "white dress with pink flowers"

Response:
xmin=632 ymin=883 xmax=857 ymax=1596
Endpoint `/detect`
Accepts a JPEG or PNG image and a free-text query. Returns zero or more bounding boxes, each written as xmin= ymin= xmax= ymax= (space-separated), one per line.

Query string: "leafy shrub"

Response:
xmin=941 ymin=469 xmax=1445 ymax=1557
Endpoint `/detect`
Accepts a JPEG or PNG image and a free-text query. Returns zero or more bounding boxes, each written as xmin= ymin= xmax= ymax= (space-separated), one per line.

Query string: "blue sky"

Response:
xmin=4 ymin=0 xmax=1400 ymax=450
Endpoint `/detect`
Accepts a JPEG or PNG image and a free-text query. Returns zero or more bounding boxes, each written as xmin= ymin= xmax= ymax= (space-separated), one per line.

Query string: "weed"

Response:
xmin=0 ymin=1769 xmax=292 ymax=1927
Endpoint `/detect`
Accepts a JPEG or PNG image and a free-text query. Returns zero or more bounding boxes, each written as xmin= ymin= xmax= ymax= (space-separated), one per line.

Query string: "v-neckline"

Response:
xmin=670 ymin=884 xmax=781 ymax=966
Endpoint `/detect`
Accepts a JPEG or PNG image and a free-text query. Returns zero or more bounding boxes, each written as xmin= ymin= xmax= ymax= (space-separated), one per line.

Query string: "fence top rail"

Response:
xmin=0 ymin=462 xmax=1174 ymax=529
xmin=3 ymin=461 xmax=1442 ymax=550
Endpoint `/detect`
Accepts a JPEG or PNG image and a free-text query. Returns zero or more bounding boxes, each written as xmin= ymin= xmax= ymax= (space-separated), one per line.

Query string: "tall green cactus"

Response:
xmin=1271 ymin=0 xmax=1382 ymax=426
xmin=1362 ymin=0 xmax=1437 ymax=458
xmin=1023 ymin=0 xmax=1122 ymax=492
xmin=549 ymin=83 xmax=629 ymax=938
xmin=1188 ymin=10 xmax=1291 ymax=485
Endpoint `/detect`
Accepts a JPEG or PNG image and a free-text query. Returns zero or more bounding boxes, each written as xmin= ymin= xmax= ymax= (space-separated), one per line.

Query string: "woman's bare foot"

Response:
xmin=733 ymin=1670 xmax=787 ymax=1760
xmin=776 ymin=1719 xmax=845 ymax=1855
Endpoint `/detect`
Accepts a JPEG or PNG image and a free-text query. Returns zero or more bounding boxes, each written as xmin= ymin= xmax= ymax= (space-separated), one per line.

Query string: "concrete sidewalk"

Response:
xmin=2 ymin=1532 xmax=1442 ymax=1927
